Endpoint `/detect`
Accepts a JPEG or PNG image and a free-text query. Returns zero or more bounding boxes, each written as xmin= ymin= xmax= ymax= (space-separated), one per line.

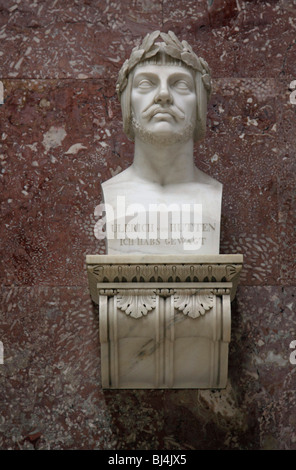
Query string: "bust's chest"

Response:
xmin=102 ymin=181 xmax=222 ymax=255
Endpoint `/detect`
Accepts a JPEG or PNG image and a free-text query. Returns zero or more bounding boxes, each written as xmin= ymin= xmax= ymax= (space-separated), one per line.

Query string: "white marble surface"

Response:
xmin=101 ymin=32 xmax=222 ymax=255
xmin=86 ymin=254 xmax=243 ymax=389
xmin=99 ymin=288 xmax=230 ymax=389
xmin=102 ymin=166 xmax=222 ymax=255
xmin=86 ymin=253 xmax=243 ymax=264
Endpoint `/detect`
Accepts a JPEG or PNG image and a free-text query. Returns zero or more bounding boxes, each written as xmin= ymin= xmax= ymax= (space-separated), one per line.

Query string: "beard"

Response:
xmin=131 ymin=115 xmax=195 ymax=146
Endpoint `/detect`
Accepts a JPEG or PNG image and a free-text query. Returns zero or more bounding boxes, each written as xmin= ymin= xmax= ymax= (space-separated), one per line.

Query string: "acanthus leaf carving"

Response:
xmin=116 ymin=291 xmax=157 ymax=319
xmin=174 ymin=292 xmax=214 ymax=319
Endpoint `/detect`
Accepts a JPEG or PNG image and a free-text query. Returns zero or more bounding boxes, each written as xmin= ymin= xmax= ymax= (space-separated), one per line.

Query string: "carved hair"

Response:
xmin=116 ymin=31 xmax=212 ymax=142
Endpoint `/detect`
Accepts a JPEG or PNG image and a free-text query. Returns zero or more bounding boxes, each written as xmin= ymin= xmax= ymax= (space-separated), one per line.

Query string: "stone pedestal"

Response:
xmin=86 ymin=254 xmax=243 ymax=389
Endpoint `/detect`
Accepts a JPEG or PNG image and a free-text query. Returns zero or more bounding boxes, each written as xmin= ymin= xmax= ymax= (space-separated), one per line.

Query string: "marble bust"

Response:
xmin=101 ymin=31 xmax=222 ymax=254
xmin=87 ymin=32 xmax=243 ymax=390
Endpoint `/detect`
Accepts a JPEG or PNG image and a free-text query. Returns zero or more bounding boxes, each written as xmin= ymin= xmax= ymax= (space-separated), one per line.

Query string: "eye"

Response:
xmin=137 ymin=79 xmax=154 ymax=89
xmin=173 ymin=80 xmax=191 ymax=90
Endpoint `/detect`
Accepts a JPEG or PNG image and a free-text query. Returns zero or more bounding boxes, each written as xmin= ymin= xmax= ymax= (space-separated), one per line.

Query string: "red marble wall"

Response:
xmin=0 ymin=0 xmax=295 ymax=450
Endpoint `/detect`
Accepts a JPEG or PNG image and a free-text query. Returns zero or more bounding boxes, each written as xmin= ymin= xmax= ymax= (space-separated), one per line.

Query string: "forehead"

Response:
xmin=132 ymin=63 xmax=195 ymax=82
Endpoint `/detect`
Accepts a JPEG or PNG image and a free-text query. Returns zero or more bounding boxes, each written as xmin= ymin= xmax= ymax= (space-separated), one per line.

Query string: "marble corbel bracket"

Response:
xmin=86 ymin=254 xmax=243 ymax=389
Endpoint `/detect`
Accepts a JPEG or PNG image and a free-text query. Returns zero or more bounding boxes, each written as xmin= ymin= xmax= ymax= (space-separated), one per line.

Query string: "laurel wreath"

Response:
xmin=116 ymin=30 xmax=212 ymax=99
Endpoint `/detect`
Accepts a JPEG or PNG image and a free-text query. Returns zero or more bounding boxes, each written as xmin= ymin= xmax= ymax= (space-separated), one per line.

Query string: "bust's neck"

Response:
xmin=132 ymin=137 xmax=195 ymax=186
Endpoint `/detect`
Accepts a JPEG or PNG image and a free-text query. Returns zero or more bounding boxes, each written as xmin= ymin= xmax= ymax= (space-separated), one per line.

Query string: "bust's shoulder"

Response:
xmin=102 ymin=167 xmax=139 ymax=188
xmin=194 ymin=167 xmax=223 ymax=189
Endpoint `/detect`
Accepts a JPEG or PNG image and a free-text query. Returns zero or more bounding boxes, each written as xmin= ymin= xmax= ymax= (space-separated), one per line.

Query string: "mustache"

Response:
xmin=141 ymin=104 xmax=185 ymax=120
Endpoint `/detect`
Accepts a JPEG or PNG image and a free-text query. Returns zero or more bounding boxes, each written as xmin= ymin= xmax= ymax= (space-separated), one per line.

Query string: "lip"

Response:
xmin=152 ymin=111 xmax=174 ymax=118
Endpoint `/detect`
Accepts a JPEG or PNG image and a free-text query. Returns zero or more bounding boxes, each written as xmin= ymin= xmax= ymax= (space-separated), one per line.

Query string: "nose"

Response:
xmin=154 ymin=83 xmax=173 ymax=105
